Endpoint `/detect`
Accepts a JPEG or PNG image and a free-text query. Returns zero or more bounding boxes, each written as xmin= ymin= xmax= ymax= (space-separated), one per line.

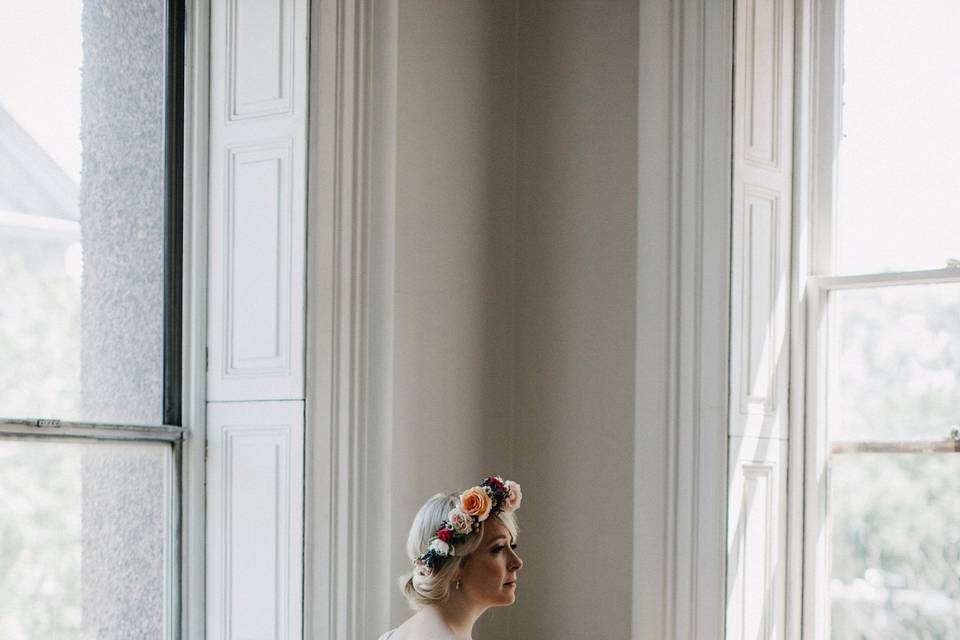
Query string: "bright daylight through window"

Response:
xmin=818 ymin=0 xmax=960 ymax=637
xmin=0 ymin=1 xmax=183 ymax=638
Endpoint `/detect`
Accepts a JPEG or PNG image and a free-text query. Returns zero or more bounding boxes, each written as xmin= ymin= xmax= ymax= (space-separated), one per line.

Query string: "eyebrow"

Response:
xmin=488 ymin=535 xmax=515 ymax=547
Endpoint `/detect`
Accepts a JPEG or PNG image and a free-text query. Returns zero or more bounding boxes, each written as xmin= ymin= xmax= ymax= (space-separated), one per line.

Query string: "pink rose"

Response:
xmin=448 ymin=508 xmax=473 ymax=534
xmin=502 ymin=481 xmax=522 ymax=513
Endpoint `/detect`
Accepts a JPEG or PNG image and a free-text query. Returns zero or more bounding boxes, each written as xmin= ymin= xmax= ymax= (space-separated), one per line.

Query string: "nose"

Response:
xmin=508 ymin=547 xmax=523 ymax=571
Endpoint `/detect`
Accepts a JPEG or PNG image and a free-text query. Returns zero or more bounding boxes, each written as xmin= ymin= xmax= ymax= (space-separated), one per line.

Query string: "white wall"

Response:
xmin=512 ymin=0 xmax=639 ymax=637
xmin=388 ymin=2 xmax=519 ymax=637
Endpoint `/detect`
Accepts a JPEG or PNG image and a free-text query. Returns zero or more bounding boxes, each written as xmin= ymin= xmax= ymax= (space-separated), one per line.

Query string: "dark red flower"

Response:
xmin=485 ymin=476 xmax=506 ymax=493
xmin=437 ymin=527 xmax=454 ymax=543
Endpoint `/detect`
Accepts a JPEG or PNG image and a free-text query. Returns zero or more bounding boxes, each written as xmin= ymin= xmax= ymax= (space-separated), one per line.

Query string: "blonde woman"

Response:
xmin=379 ymin=476 xmax=524 ymax=640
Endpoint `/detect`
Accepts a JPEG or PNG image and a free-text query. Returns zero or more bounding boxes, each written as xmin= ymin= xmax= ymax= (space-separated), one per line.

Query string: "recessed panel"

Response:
xmin=739 ymin=465 xmax=773 ymax=638
xmin=742 ymin=0 xmax=783 ymax=168
xmin=227 ymin=431 xmax=284 ymax=638
xmin=227 ymin=0 xmax=292 ymax=119
xmin=739 ymin=187 xmax=781 ymax=415
xmin=224 ymin=143 xmax=292 ymax=379
xmin=726 ymin=437 xmax=787 ymax=640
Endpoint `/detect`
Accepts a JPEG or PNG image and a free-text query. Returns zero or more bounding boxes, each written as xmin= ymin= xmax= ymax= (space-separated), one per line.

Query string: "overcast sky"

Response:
xmin=838 ymin=0 xmax=960 ymax=274
xmin=0 ymin=1 xmax=82 ymax=182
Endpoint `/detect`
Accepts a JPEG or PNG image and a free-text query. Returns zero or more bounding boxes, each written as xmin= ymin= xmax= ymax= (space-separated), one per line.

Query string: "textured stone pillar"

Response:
xmin=79 ymin=0 xmax=165 ymax=426
xmin=79 ymin=1 xmax=168 ymax=637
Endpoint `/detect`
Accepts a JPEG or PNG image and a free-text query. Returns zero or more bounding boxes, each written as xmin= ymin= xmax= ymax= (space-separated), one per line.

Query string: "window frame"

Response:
xmin=795 ymin=0 xmax=960 ymax=636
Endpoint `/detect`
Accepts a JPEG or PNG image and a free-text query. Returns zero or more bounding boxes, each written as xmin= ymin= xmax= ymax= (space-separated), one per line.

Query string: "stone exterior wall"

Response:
xmin=79 ymin=2 xmax=168 ymax=637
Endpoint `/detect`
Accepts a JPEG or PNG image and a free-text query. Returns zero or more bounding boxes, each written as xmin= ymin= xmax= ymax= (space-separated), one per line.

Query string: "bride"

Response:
xmin=378 ymin=476 xmax=524 ymax=640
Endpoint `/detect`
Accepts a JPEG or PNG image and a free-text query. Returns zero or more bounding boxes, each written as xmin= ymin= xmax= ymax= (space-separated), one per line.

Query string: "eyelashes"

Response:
xmin=491 ymin=543 xmax=520 ymax=554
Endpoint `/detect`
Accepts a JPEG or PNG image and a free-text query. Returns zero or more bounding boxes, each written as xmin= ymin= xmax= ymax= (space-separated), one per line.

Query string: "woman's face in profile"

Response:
xmin=459 ymin=516 xmax=523 ymax=606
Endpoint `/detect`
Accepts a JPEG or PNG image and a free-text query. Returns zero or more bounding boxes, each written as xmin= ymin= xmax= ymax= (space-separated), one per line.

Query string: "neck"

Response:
xmin=429 ymin=593 xmax=487 ymax=640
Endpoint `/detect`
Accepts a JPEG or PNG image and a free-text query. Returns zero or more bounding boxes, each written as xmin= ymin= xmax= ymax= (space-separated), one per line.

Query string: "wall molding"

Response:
xmin=634 ymin=0 xmax=734 ymax=637
xmin=304 ymin=0 xmax=394 ymax=638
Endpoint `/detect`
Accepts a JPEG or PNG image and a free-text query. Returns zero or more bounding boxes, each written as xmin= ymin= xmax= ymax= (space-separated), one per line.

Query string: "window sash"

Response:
xmin=0 ymin=0 xmax=185 ymax=433
xmin=794 ymin=0 xmax=960 ymax=636
xmin=831 ymin=440 xmax=960 ymax=455
xmin=0 ymin=2 xmax=187 ymax=638
xmin=812 ymin=267 xmax=960 ymax=291
xmin=0 ymin=418 xmax=185 ymax=443
xmin=803 ymin=245 xmax=960 ymax=639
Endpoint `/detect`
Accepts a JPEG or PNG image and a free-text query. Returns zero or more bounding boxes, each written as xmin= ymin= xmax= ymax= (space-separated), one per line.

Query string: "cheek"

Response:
xmin=465 ymin=555 xmax=504 ymax=586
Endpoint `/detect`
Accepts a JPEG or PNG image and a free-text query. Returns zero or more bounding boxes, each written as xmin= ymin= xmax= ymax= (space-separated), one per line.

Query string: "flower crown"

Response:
xmin=415 ymin=476 xmax=522 ymax=577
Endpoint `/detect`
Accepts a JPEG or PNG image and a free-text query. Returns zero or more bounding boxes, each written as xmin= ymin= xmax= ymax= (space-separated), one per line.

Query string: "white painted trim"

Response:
xmin=802 ymin=282 xmax=831 ymax=640
xmin=365 ymin=0 xmax=398 ymax=631
xmin=180 ymin=0 xmax=210 ymax=638
xmin=303 ymin=0 xmax=392 ymax=637
xmin=813 ymin=268 xmax=960 ymax=290
xmin=786 ymin=2 xmax=815 ymax=638
xmin=634 ymin=0 xmax=733 ymax=638
xmin=633 ymin=0 xmax=674 ymax=636
xmin=796 ymin=1 xmax=841 ymax=637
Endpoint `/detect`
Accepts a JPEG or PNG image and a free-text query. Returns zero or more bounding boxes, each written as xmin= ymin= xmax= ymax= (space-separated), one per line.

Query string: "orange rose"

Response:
xmin=459 ymin=486 xmax=493 ymax=521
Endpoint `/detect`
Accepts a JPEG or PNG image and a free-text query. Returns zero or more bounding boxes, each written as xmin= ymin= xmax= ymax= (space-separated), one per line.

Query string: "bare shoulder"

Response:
xmin=390 ymin=632 xmax=456 ymax=640
xmin=388 ymin=619 xmax=458 ymax=640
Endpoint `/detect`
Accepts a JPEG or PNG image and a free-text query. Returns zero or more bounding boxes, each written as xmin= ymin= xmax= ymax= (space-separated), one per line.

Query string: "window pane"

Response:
xmin=829 ymin=283 xmax=960 ymax=442
xmin=0 ymin=440 xmax=171 ymax=639
xmin=0 ymin=0 xmax=167 ymax=425
xmin=830 ymin=454 xmax=960 ymax=639
xmin=836 ymin=0 xmax=960 ymax=274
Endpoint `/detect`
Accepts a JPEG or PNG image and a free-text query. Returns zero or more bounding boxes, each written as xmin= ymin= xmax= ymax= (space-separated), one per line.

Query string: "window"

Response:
xmin=0 ymin=1 xmax=184 ymax=638
xmin=805 ymin=0 xmax=960 ymax=637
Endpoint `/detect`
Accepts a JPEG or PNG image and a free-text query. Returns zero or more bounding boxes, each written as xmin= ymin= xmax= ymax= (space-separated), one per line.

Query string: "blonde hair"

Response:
xmin=400 ymin=492 xmax=519 ymax=609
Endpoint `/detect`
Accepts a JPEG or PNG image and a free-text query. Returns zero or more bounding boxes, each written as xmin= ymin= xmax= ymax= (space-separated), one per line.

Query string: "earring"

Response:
xmin=456 ymin=578 xmax=461 ymax=590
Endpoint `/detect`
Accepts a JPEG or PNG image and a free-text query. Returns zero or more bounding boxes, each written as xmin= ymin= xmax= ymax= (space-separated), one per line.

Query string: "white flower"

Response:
xmin=415 ymin=559 xmax=433 ymax=577
xmin=429 ymin=538 xmax=452 ymax=556
xmin=448 ymin=508 xmax=473 ymax=534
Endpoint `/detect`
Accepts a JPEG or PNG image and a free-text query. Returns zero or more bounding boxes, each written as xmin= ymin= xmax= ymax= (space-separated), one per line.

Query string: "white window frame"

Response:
xmin=793 ymin=0 xmax=960 ymax=637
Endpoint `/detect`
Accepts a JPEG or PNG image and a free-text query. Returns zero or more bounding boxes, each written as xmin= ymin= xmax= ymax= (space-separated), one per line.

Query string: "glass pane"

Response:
xmin=0 ymin=0 xmax=168 ymax=425
xmin=836 ymin=0 xmax=960 ymax=274
xmin=0 ymin=440 xmax=171 ymax=639
xmin=829 ymin=283 xmax=960 ymax=442
xmin=830 ymin=454 xmax=960 ymax=639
